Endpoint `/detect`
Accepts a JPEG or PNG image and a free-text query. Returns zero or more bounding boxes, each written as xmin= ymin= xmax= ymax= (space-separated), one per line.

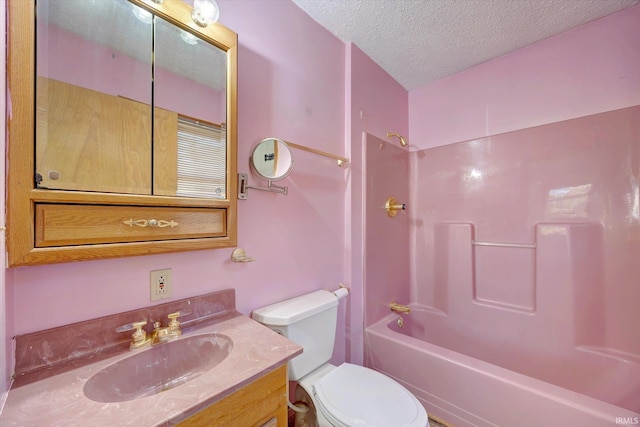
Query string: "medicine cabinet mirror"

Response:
xmin=7 ymin=0 xmax=238 ymax=266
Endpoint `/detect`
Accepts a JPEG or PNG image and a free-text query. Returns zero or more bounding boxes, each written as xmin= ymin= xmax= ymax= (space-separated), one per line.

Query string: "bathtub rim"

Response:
xmin=365 ymin=313 xmax=640 ymax=425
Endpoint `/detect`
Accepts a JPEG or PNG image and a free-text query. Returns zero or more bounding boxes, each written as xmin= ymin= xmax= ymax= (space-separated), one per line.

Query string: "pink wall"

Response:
xmin=346 ymin=44 xmax=408 ymax=363
xmin=409 ymin=4 xmax=640 ymax=150
xmin=39 ymin=24 xmax=223 ymax=124
xmin=6 ymin=0 xmax=348 ymax=370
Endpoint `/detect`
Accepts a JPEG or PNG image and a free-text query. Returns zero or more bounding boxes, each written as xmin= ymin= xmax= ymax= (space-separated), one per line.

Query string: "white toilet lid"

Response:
xmin=313 ymin=363 xmax=428 ymax=427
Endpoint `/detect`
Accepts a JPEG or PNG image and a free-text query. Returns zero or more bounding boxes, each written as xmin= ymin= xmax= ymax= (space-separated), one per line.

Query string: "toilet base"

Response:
xmin=294 ymin=363 xmax=338 ymax=427
xmin=292 ymin=387 xmax=318 ymax=427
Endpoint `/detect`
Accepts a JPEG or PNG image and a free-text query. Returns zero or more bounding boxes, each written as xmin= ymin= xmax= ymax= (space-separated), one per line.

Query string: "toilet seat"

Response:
xmin=312 ymin=363 xmax=428 ymax=427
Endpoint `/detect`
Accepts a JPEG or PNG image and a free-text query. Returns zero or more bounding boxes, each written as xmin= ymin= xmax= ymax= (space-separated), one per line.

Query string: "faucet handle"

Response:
xmin=130 ymin=321 xmax=151 ymax=349
xmin=117 ymin=320 xmax=151 ymax=350
xmin=167 ymin=312 xmax=187 ymax=337
xmin=168 ymin=310 xmax=191 ymax=319
xmin=115 ymin=320 xmax=146 ymax=333
xmin=167 ymin=310 xmax=192 ymax=324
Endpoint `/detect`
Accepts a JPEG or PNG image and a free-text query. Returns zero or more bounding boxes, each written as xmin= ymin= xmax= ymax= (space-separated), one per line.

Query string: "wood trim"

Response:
xmin=7 ymin=0 xmax=37 ymax=268
xmin=178 ymin=365 xmax=288 ymax=427
xmin=29 ymin=189 xmax=231 ymax=207
xmin=225 ymin=42 xmax=239 ymax=249
xmin=11 ymin=237 xmax=236 ymax=267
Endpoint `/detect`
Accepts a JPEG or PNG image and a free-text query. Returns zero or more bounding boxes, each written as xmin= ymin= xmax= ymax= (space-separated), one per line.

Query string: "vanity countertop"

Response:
xmin=0 ymin=312 xmax=302 ymax=427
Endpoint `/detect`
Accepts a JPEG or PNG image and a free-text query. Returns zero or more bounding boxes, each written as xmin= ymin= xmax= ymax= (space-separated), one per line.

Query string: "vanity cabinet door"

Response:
xmin=178 ymin=364 xmax=288 ymax=427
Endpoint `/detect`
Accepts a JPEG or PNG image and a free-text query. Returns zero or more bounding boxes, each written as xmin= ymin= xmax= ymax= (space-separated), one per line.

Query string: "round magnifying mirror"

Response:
xmin=250 ymin=138 xmax=294 ymax=181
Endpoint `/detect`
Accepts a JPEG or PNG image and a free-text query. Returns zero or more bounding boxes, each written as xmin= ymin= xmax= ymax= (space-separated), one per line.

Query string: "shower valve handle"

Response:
xmin=385 ymin=196 xmax=406 ymax=217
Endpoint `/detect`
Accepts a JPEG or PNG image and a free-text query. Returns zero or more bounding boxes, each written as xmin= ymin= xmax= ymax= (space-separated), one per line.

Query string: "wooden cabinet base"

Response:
xmin=178 ymin=364 xmax=287 ymax=427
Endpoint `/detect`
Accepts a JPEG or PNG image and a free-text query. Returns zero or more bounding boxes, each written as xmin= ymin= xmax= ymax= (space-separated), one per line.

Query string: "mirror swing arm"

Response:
xmin=239 ymin=137 xmax=293 ymax=199
xmin=238 ymin=173 xmax=287 ymax=198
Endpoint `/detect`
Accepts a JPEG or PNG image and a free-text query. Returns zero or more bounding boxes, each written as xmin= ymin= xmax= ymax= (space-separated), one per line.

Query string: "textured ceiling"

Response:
xmin=292 ymin=0 xmax=639 ymax=90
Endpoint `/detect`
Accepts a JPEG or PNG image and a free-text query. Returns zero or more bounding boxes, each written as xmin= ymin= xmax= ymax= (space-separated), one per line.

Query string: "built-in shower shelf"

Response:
xmin=434 ymin=222 xmax=605 ymax=322
xmin=472 ymin=240 xmax=536 ymax=249
xmin=577 ymin=346 xmax=640 ymax=364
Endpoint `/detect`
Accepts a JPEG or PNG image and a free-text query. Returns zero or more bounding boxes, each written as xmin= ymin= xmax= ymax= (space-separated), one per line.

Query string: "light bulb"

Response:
xmin=192 ymin=0 xmax=220 ymax=27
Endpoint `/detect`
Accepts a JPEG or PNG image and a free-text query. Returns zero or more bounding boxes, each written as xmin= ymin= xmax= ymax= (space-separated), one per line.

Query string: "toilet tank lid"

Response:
xmin=252 ymin=290 xmax=338 ymax=326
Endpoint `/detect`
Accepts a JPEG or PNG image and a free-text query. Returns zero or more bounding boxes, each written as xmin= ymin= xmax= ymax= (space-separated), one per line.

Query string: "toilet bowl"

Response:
xmin=295 ymin=363 xmax=428 ymax=427
xmin=252 ymin=290 xmax=429 ymax=427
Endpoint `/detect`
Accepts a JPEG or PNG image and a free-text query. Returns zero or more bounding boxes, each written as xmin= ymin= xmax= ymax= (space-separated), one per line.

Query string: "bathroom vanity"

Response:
xmin=0 ymin=290 xmax=301 ymax=426
xmin=177 ymin=365 xmax=287 ymax=426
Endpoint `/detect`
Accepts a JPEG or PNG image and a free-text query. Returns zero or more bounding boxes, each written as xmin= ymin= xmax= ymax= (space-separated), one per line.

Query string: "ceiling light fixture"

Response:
xmin=191 ymin=0 xmax=220 ymax=27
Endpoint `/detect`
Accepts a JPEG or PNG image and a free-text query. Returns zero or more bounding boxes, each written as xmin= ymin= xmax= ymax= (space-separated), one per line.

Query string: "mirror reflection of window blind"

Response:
xmin=176 ymin=117 xmax=226 ymax=199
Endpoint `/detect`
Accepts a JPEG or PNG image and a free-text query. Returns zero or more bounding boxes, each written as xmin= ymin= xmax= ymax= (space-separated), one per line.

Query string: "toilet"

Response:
xmin=252 ymin=290 xmax=429 ymax=427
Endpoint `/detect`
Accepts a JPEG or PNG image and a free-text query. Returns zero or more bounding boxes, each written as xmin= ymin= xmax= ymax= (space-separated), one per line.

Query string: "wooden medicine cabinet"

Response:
xmin=6 ymin=0 xmax=238 ymax=266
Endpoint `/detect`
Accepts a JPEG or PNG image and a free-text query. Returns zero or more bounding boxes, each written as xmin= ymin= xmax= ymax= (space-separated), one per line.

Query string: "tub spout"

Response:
xmin=390 ymin=302 xmax=410 ymax=314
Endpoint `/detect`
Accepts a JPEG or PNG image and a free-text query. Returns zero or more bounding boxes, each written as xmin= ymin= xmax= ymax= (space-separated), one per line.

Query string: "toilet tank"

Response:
xmin=252 ymin=290 xmax=338 ymax=381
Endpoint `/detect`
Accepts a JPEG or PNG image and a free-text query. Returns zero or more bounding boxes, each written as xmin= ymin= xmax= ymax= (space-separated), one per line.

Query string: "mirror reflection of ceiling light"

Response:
xmin=469 ymin=169 xmax=482 ymax=179
xmin=132 ymin=5 xmax=152 ymax=24
xmin=180 ymin=30 xmax=199 ymax=45
xmin=463 ymin=168 xmax=483 ymax=182
xmin=192 ymin=0 xmax=220 ymax=27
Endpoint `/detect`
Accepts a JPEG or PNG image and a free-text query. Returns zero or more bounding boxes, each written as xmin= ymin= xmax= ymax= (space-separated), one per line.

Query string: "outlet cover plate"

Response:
xmin=150 ymin=268 xmax=172 ymax=301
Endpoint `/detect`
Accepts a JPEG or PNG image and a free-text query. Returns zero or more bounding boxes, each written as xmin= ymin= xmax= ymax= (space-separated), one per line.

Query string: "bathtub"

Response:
xmin=365 ymin=309 xmax=640 ymax=427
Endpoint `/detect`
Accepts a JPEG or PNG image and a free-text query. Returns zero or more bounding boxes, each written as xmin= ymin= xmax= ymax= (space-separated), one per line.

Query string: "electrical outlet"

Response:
xmin=150 ymin=269 xmax=172 ymax=301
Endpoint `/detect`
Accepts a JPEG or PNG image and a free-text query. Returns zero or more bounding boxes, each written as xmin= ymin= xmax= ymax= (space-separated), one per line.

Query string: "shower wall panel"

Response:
xmin=412 ymin=105 xmax=640 ymax=361
xmin=364 ymin=133 xmax=411 ymax=324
